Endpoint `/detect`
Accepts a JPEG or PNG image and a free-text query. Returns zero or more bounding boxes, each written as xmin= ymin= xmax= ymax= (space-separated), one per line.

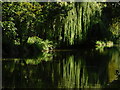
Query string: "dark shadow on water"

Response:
xmin=2 ymin=47 xmax=120 ymax=89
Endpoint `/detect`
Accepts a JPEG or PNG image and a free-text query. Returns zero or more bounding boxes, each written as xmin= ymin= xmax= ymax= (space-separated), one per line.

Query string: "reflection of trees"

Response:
xmin=3 ymin=48 xmax=120 ymax=88
xmin=107 ymin=48 xmax=120 ymax=83
xmin=55 ymin=51 xmax=108 ymax=88
xmin=83 ymin=50 xmax=110 ymax=87
xmin=57 ymin=55 xmax=88 ymax=88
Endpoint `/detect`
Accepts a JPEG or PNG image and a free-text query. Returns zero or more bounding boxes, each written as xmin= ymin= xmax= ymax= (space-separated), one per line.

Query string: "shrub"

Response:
xmin=96 ymin=41 xmax=106 ymax=47
xmin=96 ymin=40 xmax=114 ymax=48
xmin=27 ymin=36 xmax=55 ymax=51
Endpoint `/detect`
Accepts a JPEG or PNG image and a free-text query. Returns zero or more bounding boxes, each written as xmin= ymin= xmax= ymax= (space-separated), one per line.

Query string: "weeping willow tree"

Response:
xmin=42 ymin=2 xmax=104 ymax=47
xmin=63 ymin=2 xmax=103 ymax=46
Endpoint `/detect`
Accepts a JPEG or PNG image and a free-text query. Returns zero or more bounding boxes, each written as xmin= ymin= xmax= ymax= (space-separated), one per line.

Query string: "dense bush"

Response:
xmin=109 ymin=21 xmax=120 ymax=43
xmin=27 ymin=36 xmax=55 ymax=51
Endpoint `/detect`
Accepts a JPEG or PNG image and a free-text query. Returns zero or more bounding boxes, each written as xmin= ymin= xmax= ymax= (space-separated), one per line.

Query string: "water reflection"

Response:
xmin=2 ymin=47 xmax=120 ymax=88
xmin=108 ymin=48 xmax=120 ymax=82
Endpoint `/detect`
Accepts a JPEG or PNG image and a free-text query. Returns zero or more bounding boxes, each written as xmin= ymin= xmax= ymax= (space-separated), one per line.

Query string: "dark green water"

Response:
xmin=2 ymin=47 xmax=120 ymax=88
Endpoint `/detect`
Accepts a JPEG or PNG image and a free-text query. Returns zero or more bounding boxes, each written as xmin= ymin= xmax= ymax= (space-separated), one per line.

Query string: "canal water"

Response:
xmin=2 ymin=47 xmax=120 ymax=88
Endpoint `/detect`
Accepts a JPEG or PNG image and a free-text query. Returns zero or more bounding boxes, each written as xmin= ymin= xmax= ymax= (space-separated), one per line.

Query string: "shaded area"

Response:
xmin=2 ymin=47 xmax=120 ymax=88
xmin=2 ymin=2 xmax=120 ymax=57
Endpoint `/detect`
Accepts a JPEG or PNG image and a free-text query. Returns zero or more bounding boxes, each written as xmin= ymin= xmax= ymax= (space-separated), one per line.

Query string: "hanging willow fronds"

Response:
xmin=44 ymin=2 xmax=103 ymax=46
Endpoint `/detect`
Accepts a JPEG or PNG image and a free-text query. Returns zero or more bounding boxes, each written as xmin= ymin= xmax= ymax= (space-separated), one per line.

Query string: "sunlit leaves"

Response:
xmin=2 ymin=2 xmax=44 ymax=45
xmin=2 ymin=2 xmax=119 ymax=49
xmin=2 ymin=21 xmax=17 ymax=40
xmin=109 ymin=21 xmax=120 ymax=42
xmin=27 ymin=36 xmax=55 ymax=51
xmin=57 ymin=2 xmax=103 ymax=45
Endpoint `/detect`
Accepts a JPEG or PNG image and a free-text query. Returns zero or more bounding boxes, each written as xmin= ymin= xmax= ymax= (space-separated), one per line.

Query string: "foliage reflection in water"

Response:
xmin=2 ymin=47 xmax=120 ymax=88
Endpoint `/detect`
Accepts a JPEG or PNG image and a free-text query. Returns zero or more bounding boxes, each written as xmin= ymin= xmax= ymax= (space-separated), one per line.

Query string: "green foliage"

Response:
xmin=42 ymin=2 xmax=104 ymax=46
xmin=2 ymin=21 xmax=17 ymax=44
xmin=25 ymin=52 xmax=54 ymax=65
xmin=95 ymin=40 xmax=113 ymax=48
xmin=27 ymin=36 xmax=55 ymax=51
xmin=106 ymin=41 xmax=114 ymax=47
xmin=102 ymin=2 xmax=120 ymax=43
xmin=109 ymin=21 xmax=120 ymax=43
xmin=2 ymin=2 xmax=43 ymax=45
xmin=95 ymin=40 xmax=113 ymax=53
xmin=2 ymin=21 xmax=17 ymax=38
xmin=2 ymin=2 xmax=71 ymax=46
xmin=96 ymin=41 xmax=106 ymax=47
xmin=2 ymin=2 xmax=120 ymax=55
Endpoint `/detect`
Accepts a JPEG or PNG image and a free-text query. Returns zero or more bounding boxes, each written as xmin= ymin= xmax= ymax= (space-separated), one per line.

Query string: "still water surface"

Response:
xmin=2 ymin=47 xmax=120 ymax=88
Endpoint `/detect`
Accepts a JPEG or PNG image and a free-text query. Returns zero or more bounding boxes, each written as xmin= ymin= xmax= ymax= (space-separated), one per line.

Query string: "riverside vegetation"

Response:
xmin=2 ymin=2 xmax=120 ymax=89
xmin=1 ymin=2 xmax=120 ymax=58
